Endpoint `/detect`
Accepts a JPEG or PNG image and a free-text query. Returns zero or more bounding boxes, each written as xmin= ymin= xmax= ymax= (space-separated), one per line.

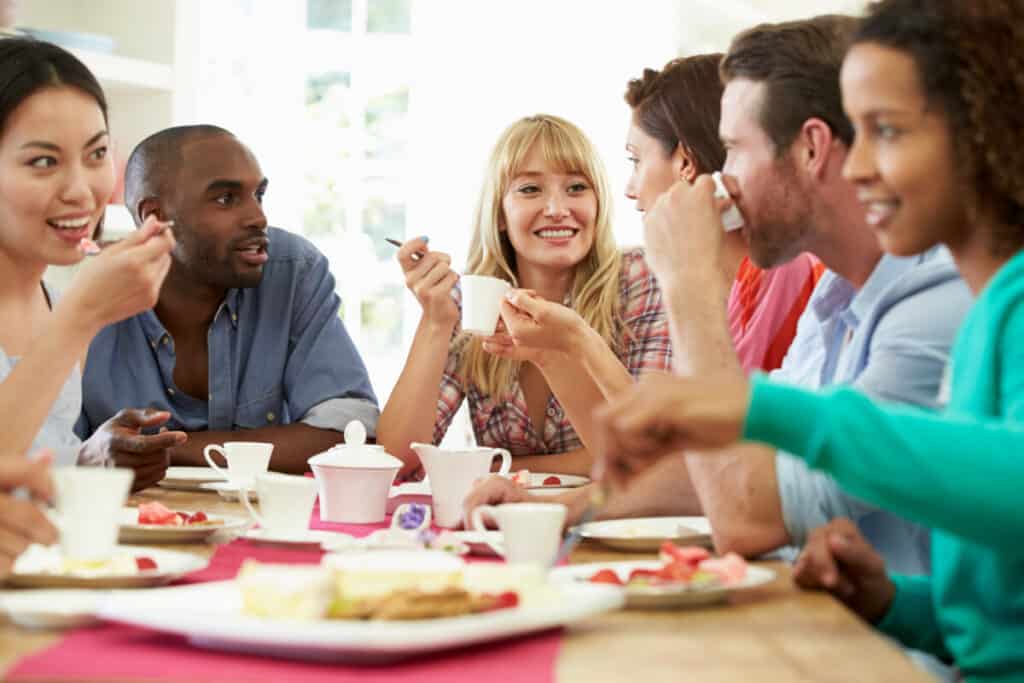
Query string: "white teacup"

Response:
xmin=461 ymin=274 xmax=511 ymax=335
xmin=410 ymin=443 xmax=511 ymax=528
xmin=52 ymin=466 xmax=133 ymax=560
xmin=240 ymin=472 xmax=319 ymax=536
xmin=202 ymin=441 xmax=273 ymax=487
xmin=471 ymin=502 xmax=567 ymax=568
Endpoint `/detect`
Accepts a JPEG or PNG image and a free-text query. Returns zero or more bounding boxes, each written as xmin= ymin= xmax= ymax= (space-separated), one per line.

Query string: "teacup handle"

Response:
xmin=471 ymin=504 xmax=506 ymax=557
xmin=202 ymin=444 xmax=230 ymax=480
xmin=239 ymin=483 xmax=266 ymax=528
xmin=491 ymin=448 xmax=511 ymax=475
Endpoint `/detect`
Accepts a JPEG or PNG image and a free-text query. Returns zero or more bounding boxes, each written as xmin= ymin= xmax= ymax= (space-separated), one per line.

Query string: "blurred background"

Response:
xmin=9 ymin=0 xmax=864 ymax=416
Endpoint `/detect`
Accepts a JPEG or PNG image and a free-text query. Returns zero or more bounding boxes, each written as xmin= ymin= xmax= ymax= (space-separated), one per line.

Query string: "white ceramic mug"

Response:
xmin=471 ymin=502 xmax=567 ymax=568
xmin=52 ymin=466 xmax=133 ymax=560
xmin=410 ymin=443 xmax=511 ymax=528
xmin=240 ymin=472 xmax=319 ymax=536
xmin=461 ymin=274 xmax=511 ymax=335
xmin=202 ymin=441 xmax=273 ymax=487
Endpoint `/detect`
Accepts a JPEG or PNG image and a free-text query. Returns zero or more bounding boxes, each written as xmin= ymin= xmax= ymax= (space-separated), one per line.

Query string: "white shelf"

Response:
xmin=65 ymin=47 xmax=173 ymax=94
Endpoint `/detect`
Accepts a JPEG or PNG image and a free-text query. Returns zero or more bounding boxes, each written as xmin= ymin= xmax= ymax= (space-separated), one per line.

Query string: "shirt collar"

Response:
xmin=140 ymin=288 xmax=243 ymax=343
xmin=218 ymin=289 xmax=243 ymax=329
xmin=847 ymin=253 xmax=922 ymax=326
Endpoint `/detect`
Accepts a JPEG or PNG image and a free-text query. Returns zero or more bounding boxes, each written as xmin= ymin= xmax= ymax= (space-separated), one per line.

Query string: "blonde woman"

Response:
xmin=378 ymin=115 xmax=671 ymax=477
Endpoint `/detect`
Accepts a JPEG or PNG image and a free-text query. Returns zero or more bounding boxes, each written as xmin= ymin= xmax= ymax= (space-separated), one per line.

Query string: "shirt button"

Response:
xmin=266 ymin=412 xmax=276 ymax=422
xmin=231 ymin=313 xmax=238 ymax=322
xmin=162 ymin=337 xmax=169 ymax=345
xmin=546 ymin=407 xmax=556 ymax=417
xmin=167 ymin=388 xmax=175 ymax=396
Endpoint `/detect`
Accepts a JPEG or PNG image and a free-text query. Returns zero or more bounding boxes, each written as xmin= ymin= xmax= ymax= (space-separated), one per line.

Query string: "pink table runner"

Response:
xmin=8 ymin=505 xmax=562 ymax=683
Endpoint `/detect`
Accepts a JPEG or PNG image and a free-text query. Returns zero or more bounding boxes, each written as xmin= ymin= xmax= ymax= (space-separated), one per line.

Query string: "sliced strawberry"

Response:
xmin=135 ymin=557 xmax=158 ymax=571
xmin=656 ymin=560 xmax=697 ymax=583
xmin=627 ymin=568 xmax=660 ymax=582
xmin=186 ymin=511 xmax=208 ymax=524
xmin=491 ymin=592 xmax=519 ymax=610
xmin=588 ymin=569 xmax=624 ymax=585
xmin=542 ymin=476 xmax=561 ymax=486
xmin=137 ymin=502 xmax=179 ymax=526
xmin=658 ymin=542 xmax=711 ymax=566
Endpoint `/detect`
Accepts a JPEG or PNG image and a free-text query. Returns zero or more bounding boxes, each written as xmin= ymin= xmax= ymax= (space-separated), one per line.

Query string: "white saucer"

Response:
xmin=157 ymin=466 xmax=226 ymax=492
xmin=199 ymin=481 xmax=257 ymax=502
xmin=448 ymin=530 xmax=504 ymax=557
xmin=242 ymin=528 xmax=335 ymax=548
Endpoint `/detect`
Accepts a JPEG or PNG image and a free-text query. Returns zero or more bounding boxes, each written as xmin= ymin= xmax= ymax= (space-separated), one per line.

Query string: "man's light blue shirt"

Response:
xmin=76 ymin=227 xmax=379 ymax=439
xmin=771 ymin=246 xmax=972 ymax=575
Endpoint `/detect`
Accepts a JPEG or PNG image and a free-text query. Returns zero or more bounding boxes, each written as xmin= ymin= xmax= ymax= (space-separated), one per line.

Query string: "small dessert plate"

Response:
xmin=6 ymin=545 xmax=208 ymax=590
xmin=575 ymin=517 xmax=713 ymax=552
xmin=0 ymin=589 xmax=107 ymax=629
xmin=118 ymin=507 xmax=250 ymax=544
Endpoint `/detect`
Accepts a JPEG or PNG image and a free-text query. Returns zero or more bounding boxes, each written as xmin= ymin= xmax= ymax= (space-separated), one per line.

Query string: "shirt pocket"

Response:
xmin=235 ymin=387 xmax=285 ymax=429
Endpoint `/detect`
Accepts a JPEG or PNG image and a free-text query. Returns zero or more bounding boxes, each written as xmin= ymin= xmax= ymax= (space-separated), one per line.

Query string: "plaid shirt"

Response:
xmin=432 ymin=248 xmax=671 ymax=455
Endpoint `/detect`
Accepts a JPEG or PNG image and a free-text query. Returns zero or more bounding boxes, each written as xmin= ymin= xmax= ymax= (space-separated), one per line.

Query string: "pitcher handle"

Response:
xmin=491 ymin=448 xmax=511 ymax=475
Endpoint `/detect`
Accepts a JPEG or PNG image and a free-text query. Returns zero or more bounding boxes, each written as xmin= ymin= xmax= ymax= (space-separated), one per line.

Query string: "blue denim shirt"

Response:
xmin=75 ymin=227 xmax=378 ymax=438
xmin=771 ymin=247 xmax=972 ymax=575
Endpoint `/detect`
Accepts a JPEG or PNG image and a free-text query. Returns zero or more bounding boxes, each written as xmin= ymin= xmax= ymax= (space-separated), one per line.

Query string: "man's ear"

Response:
xmin=797 ymin=118 xmax=835 ymax=180
xmin=136 ymin=197 xmax=164 ymax=225
xmin=674 ymin=144 xmax=699 ymax=184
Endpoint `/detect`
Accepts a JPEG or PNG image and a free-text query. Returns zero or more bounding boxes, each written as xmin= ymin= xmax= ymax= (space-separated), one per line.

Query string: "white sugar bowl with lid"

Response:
xmin=308 ymin=421 xmax=402 ymax=524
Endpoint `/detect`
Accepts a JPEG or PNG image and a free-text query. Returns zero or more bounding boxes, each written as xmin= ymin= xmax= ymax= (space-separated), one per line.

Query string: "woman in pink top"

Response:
xmin=625 ymin=55 xmax=822 ymax=372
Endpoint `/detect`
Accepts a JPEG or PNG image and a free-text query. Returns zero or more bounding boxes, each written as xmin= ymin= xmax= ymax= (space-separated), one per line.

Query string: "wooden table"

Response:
xmin=0 ymin=487 xmax=932 ymax=682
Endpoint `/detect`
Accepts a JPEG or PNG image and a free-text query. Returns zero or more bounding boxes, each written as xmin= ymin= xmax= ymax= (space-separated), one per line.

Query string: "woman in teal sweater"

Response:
xmin=590 ymin=1 xmax=1024 ymax=680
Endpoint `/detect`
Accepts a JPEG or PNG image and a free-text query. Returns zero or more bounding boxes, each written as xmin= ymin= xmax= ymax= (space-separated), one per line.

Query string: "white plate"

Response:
xmin=157 ymin=466 xmax=226 ymax=491
xmin=6 ymin=546 xmax=209 ymax=589
xmin=550 ymin=561 xmax=776 ymax=609
xmin=200 ymin=481 xmax=257 ymax=502
xmin=98 ymin=579 xmax=623 ymax=662
xmin=576 ymin=517 xmax=713 ymax=552
xmin=447 ymin=530 xmax=504 ymax=557
xmin=0 ymin=589 xmax=107 ymax=629
xmin=119 ymin=507 xmax=250 ymax=544
xmin=525 ymin=473 xmax=590 ymax=490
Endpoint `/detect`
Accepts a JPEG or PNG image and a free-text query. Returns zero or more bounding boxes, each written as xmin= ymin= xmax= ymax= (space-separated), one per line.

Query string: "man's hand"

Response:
xmin=591 ymin=372 xmax=750 ymax=489
xmin=81 ymin=409 xmax=187 ymax=491
xmin=642 ymin=175 xmax=730 ymax=289
xmin=0 ymin=452 xmax=59 ymax=579
xmin=793 ymin=518 xmax=896 ymax=624
xmin=461 ymin=474 xmax=530 ymax=529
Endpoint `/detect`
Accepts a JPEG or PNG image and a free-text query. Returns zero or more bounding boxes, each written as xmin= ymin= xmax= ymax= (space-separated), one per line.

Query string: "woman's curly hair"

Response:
xmin=855 ymin=0 xmax=1024 ymax=255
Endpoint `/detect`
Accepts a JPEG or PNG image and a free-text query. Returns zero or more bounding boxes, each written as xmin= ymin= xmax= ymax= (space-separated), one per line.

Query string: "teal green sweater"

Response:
xmin=744 ymin=249 xmax=1024 ymax=682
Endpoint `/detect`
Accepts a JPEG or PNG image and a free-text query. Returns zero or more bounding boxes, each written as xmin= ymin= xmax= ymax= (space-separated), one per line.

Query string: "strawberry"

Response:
xmin=659 ymin=542 xmax=711 ymax=566
xmin=589 ymin=569 xmax=624 ymax=585
xmin=542 ymin=476 xmax=562 ymax=486
xmin=137 ymin=502 xmax=179 ymax=526
xmin=186 ymin=511 xmax=208 ymax=524
xmin=489 ymin=592 xmax=519 ymax=610
xmin=135 ymin=557 xmax=158 ymax=571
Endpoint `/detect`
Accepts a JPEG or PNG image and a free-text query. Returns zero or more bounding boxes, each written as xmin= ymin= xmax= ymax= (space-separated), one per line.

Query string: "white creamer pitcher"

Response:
xmin=410 ymin=443 xmax=511 ymax=528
